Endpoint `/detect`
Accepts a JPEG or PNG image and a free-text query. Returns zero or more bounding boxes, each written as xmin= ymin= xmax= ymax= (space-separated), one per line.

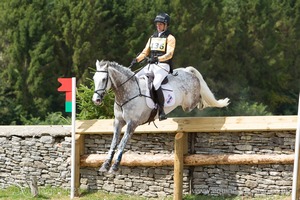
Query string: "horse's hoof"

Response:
xmin=99 ymin=166 xmax=108 ymax=173
xmin=108 ymin=168 xmax=119 ymax=174
xmin=99 ymin=162 xmax=110 ymax=172
xmin=108 ymin=164 xmax=119 ymax=174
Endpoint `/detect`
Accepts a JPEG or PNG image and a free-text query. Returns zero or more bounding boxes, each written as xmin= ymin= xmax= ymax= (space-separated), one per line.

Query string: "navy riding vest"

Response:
xmin=149 ymin=30 xmax=173 ymax=73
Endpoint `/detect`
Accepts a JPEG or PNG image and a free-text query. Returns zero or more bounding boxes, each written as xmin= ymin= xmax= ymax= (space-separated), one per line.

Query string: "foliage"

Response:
xmin=76 ymin=78 xmax=115 ymax=120
xmin=169 ymin=86 xmax=272 ymax=117
xmin=172 ymin=0 xmax=300 ymax=115
xmin=0 ymin=89 xmax=24 ymax=125
xmin=20 ymin=112 xmax=71 ymax=125
xmin=230 ymin=101 xmax=272 ymax=116
xmin=169 ymin=100 xmax=271 ymax=118
xmin=0 ymin=0 xmax=299 ymax=124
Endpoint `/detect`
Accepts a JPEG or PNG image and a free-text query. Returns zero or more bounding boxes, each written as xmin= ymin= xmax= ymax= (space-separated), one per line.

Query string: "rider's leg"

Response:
xmin=153 ymin=63 xmax=170 ymax=121
xmin=135 ymin=64 xmax=150 ymax=78
xmin=155 ymin=86 xmax=167 ymax=121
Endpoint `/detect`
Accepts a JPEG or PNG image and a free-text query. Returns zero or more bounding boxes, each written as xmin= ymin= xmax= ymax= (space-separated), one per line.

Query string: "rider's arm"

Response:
xmin=158 ymin=34 xmax=176 ymax=62
xmin=136 ymin=38 xmax=150 ymax=62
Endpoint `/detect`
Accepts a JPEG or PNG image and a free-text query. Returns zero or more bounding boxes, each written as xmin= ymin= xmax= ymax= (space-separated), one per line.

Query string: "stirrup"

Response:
xmin=159 ymin=111 xmax=167 ymax=121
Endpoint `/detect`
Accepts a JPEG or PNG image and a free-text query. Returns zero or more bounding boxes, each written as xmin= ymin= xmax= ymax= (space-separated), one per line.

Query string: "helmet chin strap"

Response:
xmin=158 ymin=24 xmax=168 ymax=32
xmin=162 ymin=24 xmax=168 ymax=32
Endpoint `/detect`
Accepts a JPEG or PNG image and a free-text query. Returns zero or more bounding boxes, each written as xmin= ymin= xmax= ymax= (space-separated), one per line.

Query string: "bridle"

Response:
xmin=93 ymin=66 xmax=149 ymax=109
xmin=94 ymin=70 xmax=109 ymax=98
xmin=94 ymin=68 xmax=132 ymax=96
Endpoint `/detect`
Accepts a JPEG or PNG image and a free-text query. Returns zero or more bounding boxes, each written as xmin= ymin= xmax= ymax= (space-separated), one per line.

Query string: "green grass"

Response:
xmin=0 ymin=186 xmax=291 ymax=200
xmin=0 ymin=186 xmax=69 ymax=200
xmin=0 ymin=186 xmax=167 ymax=200
xmin=183 ymin=194 xmax=290 ymax=200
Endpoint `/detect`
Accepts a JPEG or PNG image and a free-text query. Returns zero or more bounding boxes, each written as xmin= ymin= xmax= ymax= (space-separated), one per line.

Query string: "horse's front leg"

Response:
xmin=109 ymin=121 xmax=137 ymax=173
xmin=99 ymin=119 xmax=125 ymax=172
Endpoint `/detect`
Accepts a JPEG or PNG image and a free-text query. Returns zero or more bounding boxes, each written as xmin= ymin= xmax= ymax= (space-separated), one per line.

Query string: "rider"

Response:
xmin=131 ymin=12 xmax=176 ymax=121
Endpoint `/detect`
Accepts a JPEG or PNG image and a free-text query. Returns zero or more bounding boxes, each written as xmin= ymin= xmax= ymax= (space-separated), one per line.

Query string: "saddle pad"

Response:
xmin=144 ymin=83 xmax=176 ymax=109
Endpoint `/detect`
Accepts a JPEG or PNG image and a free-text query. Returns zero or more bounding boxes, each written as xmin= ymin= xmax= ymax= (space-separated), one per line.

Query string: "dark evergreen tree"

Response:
xmin=0 ymin=0 xmax=299 ymax=124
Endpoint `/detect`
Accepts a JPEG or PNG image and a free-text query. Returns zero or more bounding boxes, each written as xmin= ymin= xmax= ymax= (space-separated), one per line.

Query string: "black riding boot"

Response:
xmin=156 ymin=86 xmax=167 ymax=121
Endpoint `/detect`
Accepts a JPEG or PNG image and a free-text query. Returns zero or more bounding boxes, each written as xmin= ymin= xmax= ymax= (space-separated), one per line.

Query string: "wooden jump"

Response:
xmin=75 ymin=115 xmax=298 ymax=200
xmin=76 ymin=115 xmax=297 ymax=134
xmin=80 ymin=153 xmax=295 ymax=167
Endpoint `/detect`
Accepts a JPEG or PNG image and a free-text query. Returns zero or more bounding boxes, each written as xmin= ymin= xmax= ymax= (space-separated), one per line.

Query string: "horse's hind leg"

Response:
xmin=109 ymin=121 xmax=137 ymax=173
xmin=99 ymin=119 xmax=125 ymax=172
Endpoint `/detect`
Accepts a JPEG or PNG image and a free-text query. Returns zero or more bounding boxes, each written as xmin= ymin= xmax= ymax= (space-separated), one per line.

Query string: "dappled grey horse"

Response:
xmin=92 ymin=60 xmax=229 ymax=173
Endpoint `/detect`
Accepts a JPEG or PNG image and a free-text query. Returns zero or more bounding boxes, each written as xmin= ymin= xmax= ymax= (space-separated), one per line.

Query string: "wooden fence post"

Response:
xmin=75 ymin=134 xmax=85 ymax=197
xmin=174 ymin=132 xmax=188 ymax=200
xmin=292 ymin=93 xmax=300 ymax=200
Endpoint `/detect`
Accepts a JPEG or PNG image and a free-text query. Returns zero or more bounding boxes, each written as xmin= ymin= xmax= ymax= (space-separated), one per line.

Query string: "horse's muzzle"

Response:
xmin=92 ymin=93 xmax=103 ymax=105
xmin=93 ymin=99 xmax=102 ymax=105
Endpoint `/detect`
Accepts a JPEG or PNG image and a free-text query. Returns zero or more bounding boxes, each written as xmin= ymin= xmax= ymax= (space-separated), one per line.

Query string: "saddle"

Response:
xmin=146 ymin=72 xmax=168 ymax=96
xmin=144 ymin=73 xmax=169 ymax=124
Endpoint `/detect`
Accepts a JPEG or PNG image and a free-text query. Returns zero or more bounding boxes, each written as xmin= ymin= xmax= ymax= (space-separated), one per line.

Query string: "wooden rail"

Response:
xmin=76 ymin=115 xmax=297 ymax=134
xmin=80 ymin=153 xmax=295 ymax=167
xmin=75 ymin=116 xmax=297 ymax=200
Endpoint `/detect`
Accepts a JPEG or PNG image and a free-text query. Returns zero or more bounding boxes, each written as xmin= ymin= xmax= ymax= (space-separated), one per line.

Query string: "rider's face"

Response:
xmin=156 ymin=22 xmax=166 ymax=32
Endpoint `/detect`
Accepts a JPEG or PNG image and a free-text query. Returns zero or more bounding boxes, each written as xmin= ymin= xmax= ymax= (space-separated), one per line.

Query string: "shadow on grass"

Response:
xmin=0 ymin=195 xmax=9 ymax=199
xmin=35 ymin=194 xmax=51 ymax=199
xmin=79 ymin=189 xmax=99 ymax=198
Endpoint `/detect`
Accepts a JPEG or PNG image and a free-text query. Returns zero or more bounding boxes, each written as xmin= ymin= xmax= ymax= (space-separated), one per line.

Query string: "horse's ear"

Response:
xmin=96 ymin=60 xmax=100 ymax=69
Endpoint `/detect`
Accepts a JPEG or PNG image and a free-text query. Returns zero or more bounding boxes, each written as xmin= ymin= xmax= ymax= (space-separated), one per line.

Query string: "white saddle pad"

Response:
xmin=141 ymin=76 xmax=175 ymax=109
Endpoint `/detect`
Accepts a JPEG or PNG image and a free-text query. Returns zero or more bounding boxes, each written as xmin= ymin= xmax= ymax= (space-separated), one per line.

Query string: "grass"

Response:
xmin=0 ymin=186 xmax=291 ymax=200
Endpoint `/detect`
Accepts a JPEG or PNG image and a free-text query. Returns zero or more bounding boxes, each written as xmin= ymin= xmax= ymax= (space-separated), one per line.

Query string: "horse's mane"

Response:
xmin=105 ymin=60 xmax=134 ymax=77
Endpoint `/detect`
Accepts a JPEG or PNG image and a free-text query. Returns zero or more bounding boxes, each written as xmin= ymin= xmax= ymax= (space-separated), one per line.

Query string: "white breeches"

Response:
xmin=136 ymin=63 xmax=170 ymax=90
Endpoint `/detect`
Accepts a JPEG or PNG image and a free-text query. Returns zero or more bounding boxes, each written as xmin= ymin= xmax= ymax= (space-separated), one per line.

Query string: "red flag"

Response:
xmin=58 ymin=78 xmax=73 ymax=112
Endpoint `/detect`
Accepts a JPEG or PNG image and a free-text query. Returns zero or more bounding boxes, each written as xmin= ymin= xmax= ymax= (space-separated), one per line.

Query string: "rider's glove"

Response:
xmin=131 ymin=58 xmax=137 ymax=66
xmin=148 ymin=57 xmax=158 ymax=64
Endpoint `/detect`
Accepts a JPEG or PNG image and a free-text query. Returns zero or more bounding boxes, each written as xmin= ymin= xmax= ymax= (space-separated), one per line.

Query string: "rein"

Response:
xmin=115 ymin=76 xmax=149 ymax=109
xmin=118 ymin=64 xmax=144 ymax=87
xmin=94 ymin=66 xmax=150 ymax=109
xmin=118 ymin=73 xmax=136 ymax=87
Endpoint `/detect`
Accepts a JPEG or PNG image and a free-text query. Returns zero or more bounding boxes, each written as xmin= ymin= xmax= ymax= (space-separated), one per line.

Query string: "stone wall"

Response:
xmin=0 ymin=125 xmax=295 ymax=198
xmin=0 ymin=126 xmax=71 ymax=189
xmin=82 ymin=130 xmax=295 ymax=198
xmin=190 ymin=131 xmax=294 ymax=197
xmin=82 ymin=133 xmax=182 ymax=198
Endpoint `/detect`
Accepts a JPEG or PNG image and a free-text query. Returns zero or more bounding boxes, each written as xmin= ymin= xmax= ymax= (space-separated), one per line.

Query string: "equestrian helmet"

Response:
xmin=154 ymin=13 xmax=170 ymax=26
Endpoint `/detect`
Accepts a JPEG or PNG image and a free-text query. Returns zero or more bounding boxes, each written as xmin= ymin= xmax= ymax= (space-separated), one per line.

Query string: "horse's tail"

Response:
xmin=185 ymin=66 xmax=230 ymax=109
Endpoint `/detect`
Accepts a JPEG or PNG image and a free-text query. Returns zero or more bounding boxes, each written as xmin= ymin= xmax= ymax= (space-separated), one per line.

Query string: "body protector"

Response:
xmin=150 ymin=30 xmax=169 ymax=60
xmin=136 ymin=32 xmax=175 ymax=74
xmin=149 ymin=30 xmax=173 ymax=73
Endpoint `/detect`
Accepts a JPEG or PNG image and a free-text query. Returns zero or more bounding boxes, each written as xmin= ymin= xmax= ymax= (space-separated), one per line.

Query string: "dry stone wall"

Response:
xmin=0 ymin=126 xmax=71 ymax=189
xmin=0 ymin=125 xmax=295 ymax=198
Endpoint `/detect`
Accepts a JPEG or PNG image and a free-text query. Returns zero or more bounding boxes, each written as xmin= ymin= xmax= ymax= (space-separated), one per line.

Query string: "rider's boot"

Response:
xmin=156 ymin=86 xmax=167 ymax=121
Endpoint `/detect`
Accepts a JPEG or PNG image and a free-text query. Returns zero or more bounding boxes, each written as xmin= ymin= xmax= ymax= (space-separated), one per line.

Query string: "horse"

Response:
xmin=92 ymin=60 xmax=230 ymax=173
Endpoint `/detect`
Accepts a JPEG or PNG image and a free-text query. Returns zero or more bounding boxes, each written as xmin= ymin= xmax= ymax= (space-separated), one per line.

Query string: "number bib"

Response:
xmin=150 ymin=37 xmax=167 ymax=52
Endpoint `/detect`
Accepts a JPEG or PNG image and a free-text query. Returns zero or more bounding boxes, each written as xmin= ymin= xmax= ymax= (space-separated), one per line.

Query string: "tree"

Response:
xmin=0 ymin=0 xmax=60 ymax=124
xmin=0 ymin=0 xmax=299 ymax=124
